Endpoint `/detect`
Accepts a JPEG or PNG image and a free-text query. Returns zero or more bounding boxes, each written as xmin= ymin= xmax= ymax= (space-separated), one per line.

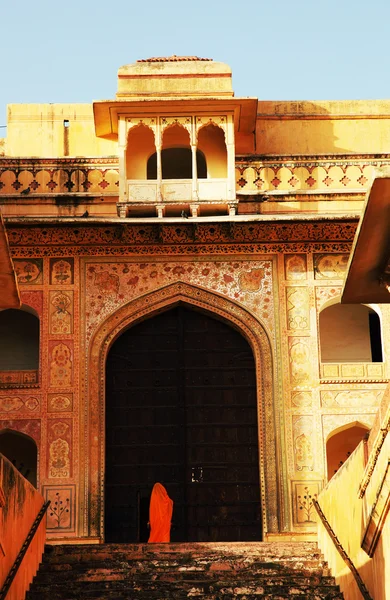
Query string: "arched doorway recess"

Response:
xmin=105 ymin=305 xmax=260 ymax=543
xmin=86 ymin=283 xmax=279 ymax=540
xmin=0 ymin=429 xmax=38 ymax=487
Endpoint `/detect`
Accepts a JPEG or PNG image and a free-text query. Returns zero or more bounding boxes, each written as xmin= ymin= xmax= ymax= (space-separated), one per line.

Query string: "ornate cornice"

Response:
xmin=7 ymin=220 xmax=357 ymax=246
xmin=6 ymin=220 xmax=357 ymax=257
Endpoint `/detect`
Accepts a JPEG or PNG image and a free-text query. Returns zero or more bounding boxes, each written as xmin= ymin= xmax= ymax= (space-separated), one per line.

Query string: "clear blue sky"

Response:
xmin=1 ymin=0 xmax=389 ymax=127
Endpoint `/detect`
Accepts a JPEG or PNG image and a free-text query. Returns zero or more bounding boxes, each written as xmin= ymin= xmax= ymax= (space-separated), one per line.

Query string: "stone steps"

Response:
xmin=26 ymin=541 xmax=344 ymax=600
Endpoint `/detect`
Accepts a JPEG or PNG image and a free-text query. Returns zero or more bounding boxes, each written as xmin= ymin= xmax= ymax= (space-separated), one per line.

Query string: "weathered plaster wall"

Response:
xmin=5 ymin=104 xmax=117 ymax=157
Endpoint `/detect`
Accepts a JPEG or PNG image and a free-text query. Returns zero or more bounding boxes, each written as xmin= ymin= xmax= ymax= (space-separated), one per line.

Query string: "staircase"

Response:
xmin=26 ymin=541 xmax=344 ymax=599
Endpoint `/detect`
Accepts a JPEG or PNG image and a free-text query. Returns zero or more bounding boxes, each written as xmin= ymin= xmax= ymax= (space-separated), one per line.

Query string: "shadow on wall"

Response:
xmin=255 ymin=101 xmax=378 ymax=156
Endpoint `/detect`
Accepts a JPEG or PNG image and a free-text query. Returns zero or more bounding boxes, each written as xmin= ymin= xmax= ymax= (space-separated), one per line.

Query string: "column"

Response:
xmin=191 ymin=120 xmax=198 ymax=201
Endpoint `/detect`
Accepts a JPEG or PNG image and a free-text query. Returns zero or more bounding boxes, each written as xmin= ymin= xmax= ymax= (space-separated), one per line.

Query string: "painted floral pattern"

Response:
xmin=85 ymin=260 xmax=275 ymax=342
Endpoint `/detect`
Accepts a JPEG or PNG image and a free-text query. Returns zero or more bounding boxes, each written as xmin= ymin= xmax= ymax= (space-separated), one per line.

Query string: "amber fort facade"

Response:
xmin=0 ymin=56 xmax=389 ymax=545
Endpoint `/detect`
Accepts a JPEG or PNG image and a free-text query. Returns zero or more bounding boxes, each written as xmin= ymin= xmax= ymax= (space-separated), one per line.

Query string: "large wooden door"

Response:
xmin=105 ymin=306 xmax=261 ymax=543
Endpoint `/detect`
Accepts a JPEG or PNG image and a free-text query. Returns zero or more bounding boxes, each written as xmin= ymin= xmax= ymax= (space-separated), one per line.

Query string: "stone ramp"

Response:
xmin=26 ymin=541 xmax=344 ymax=599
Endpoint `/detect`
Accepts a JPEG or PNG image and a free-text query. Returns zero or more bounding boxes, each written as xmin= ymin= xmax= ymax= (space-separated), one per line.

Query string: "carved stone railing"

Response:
xmin=127 ymin=179 xmax=229 ymax=203
xmin=1 ymin=155 xmax=390 ymax=198
xmin=235 ymin=154 xmax=390 ymax=195
xmin=0 ymin=158 xmax=119 ymax=196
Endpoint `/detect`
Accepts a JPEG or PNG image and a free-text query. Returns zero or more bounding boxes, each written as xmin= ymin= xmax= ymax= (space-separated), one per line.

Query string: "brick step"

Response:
xmin=27 ymin=592 xmax=345 ymax=600
xmin=36 ymin=558 xmax=328 ymax=575
xmin=41 ymin=541 xmax=321 ymax=559
xmin=31 ymin=565 xmax=337 ymax=584
xmin=27 ymin=580 xmax=343 ymax=595
xmin=27 ymin=582 xmax=344 ymax=600
xmin=26 ymin=542 xmax=343 ymax=600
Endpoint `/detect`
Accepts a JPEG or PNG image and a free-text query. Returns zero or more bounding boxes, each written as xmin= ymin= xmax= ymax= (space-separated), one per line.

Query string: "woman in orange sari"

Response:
xmin=148 ymin=483 xmax=173 ymax=543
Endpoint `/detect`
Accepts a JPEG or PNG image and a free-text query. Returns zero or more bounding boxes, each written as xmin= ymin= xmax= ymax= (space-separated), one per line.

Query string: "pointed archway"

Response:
xmin=105 ymin=305 xmax=260 ymax=543
xmin=85 ymin=282 xmax=280 ymax=540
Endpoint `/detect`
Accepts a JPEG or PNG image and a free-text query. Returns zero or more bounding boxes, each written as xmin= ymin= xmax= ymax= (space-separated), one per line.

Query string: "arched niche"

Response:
xmin=126 ymin=124 xmax=156 ymax=180
xmin=319 ymin=302 xmax=383 ymax=363
xmin=159 ymin=123 xmax=192 ymax=179
xmin=197 ymin=123 xmax=227 ymax=178
xmin=147 ymin=148 xmax=207 ymax=180
xmin=85 ymin=282 xmax=281 ymax=540
xmin=0 ymin=429 xmax=38 ymax=487
xmin=326 ymin=421 xmax=370 ymax=480
xmin=0 ymin=306 xmax=40 ymax=371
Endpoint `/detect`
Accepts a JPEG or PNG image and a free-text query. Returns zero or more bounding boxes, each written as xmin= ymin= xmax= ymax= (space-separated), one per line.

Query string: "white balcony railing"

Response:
xmin=127 ymin=179 xmax=229 ymax=203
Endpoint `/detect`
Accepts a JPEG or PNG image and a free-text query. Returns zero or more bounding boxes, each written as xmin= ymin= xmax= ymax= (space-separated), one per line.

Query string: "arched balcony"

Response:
xmin=121 ymin=115 xmax=235 ymax=217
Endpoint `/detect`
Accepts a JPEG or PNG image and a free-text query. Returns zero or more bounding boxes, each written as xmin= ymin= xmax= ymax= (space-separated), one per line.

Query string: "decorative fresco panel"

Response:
xmin=13 ymin=259 xmax=43 ymax=284
xmin=284 ymin=255 xmax=307 ymax=281
xmin=44 ymin=485 xmax=76 ymax=533
xmin=292 ymin=416 xmax=315 ymax=471
xmin=0 ymin=395 xmax=40 ymax=413
xmin=321 ymin=363 xmax=386 ymax=380
xmin=85 ymin=260 xmax=275 ymax=342
xmin=289 ymin=338 xmax=313 ymax=388
xmin=292 ymin=480 xmax=322 ymax=526
xmin=321 ymin=390 xmax=383 ymax=408
xmin=286 ymin=287 xmax=310 ymax=331
xmin=314 ymin=254 xmax=349 ymax=280
xmin=49 ymin=342 xmax=73 ymax=388
xmin=50 ymin=258 xmax=74 ymax=285
xmin=47 ymin=393 xmax=73 ymax=413
xmin=49 ymin=291 xmax=73 ymax=335
xmin=47 ymin=419 xmax=72 ymax=478
xmin=0 ymin=371 xmax=38 ymax=385
xmin=291 ymin=392 xmax=313 ymax=409
xmin=315 ymin=286 xmax=342 ymax=310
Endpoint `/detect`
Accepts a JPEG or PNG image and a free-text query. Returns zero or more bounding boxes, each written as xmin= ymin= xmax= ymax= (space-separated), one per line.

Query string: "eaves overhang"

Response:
xmin=342 ymin=171 xmax=390 ymax=304
xmin=93 ymin=97 xmax=258 ymax=138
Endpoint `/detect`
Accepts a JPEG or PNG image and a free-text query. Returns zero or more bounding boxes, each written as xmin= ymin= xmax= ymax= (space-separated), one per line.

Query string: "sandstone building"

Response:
xmin=0 ymin=57 xmax=389 ymax=546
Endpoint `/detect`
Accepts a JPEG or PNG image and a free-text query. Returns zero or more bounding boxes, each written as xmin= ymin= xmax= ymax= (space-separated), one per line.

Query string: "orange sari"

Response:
xmin=148 ymin=483 xmax=173 ymax=543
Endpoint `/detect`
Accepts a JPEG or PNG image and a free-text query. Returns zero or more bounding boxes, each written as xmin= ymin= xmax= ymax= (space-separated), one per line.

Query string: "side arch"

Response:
xmin=0 ymin=428 xmax=38 ymax=487
xmin=86 ymin=282 xmax=280 ymax=540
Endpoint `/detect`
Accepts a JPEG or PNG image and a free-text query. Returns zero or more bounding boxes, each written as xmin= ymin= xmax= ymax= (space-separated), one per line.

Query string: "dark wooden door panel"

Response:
xmin=105 ymin=306 xmax=261 ymax=543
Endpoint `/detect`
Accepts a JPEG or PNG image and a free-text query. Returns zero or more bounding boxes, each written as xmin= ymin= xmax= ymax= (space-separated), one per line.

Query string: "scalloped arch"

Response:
xmin=85 ymin=282 xmax=281 ymax=540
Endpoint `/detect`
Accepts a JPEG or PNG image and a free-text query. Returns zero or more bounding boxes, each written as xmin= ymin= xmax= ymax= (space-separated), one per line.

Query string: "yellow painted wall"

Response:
xmin=317 ymin=398 xmax=390 ymax=600
xmin=256 ymin=100 xmax=390 ymax=155
xmin=6 ymin=100 xmax=390 ymax=158
xmin=6 ymin=104 xmax=117 ymax=157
